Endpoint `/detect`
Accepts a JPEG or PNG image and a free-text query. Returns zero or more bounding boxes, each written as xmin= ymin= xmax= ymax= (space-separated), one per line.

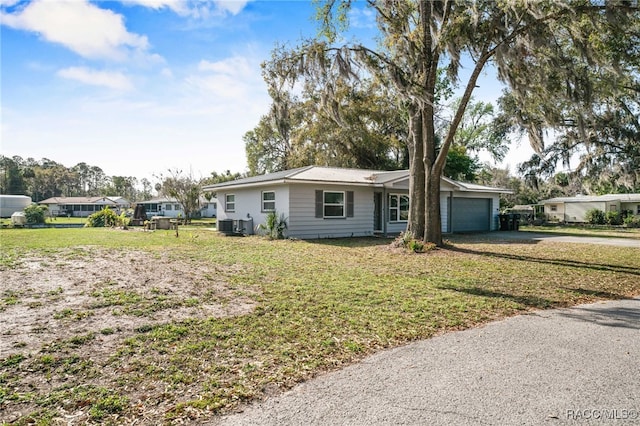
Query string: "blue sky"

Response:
xmin=1 ymin=0 xmax=533 ymax=182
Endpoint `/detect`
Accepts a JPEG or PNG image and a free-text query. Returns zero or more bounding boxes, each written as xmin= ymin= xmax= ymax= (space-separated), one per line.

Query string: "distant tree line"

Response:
xmin=0 ymin=156 xmax=155 ymax=202
xmin=0 ymin=155 xmax=250 ymax=205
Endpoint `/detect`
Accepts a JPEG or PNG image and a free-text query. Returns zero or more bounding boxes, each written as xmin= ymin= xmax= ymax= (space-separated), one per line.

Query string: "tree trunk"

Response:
xmin=424 ymin=166 xmax=442 ymax=245
xmin=407 ymin=107 xmax=425 ymax=239
xmin=422 ymin=103 xmax=443 ymax=246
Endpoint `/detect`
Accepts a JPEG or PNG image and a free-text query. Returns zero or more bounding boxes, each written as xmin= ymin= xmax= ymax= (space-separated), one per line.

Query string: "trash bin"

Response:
xmin=513 ymin=213 xmax=520 ymax=231
xmin=499 ymin=214 xmax=510 ymax=231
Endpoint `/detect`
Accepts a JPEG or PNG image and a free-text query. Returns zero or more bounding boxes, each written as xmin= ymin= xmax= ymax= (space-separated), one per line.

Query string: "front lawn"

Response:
xmin=1 ymin=228 xmax=638 ymax=424
xmin=521 ymin=224 xmax=640 ymax=239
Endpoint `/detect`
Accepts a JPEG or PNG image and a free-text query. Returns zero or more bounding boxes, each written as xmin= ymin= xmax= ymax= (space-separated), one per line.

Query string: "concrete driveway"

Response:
xmin=458 ymin=231 xmax=640 ymax=248
xmin=213 ymin=298 xmax=640 ymax=425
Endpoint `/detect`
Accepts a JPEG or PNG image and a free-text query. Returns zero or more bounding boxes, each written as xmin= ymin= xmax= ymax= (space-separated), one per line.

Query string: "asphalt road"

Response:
xmin=214 ymin=298 xmax=640 ymax=425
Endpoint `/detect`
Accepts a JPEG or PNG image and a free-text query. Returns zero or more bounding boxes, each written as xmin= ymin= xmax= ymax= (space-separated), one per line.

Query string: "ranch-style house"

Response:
xmin=203 ymin=166 xmax=512 ymax=239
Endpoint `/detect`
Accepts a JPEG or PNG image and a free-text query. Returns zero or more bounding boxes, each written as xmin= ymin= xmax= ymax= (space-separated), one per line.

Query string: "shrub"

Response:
xmin=258 ymin=210 xmax=288 ymax=239
xmin=585 ymin=208 xmax=606 ymax=225
xmin=605 ymin=210 xmax=622 ymax=226
xmin=24 ymin=204 xmax=48 ymax=224
xmin=86 ymin=207 xmax=119 ymax=227
xmin=623 ymin=215 xmax=640 ymax=228
xmin=392 ymin=232 xmax=436 ymax=253
xmin=116 ymin=211 xmax=130 ymax=227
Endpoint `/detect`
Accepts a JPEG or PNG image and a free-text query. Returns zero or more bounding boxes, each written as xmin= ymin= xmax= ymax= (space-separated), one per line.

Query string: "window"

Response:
xmin=165 ymin=204 xmax=172 ymax=211
xmin=315 ymin=190 xmax=353 ymax=218
xmin=550 ymin=205 xmax=557 ymax=212
xmin=175 ymin=204 xmax=181 ymax=210
xmin=324 ymin=191 xmax=345 ymax=217
xmin=389 ymin=194 xmax=409 ymax=222
xmin=225 ymin=194 xmax=235 ymax=212
xmin=637 ymin=205 xmax=640 ymax=215
xmin=262 ymin=191 xmax=275 ymax=212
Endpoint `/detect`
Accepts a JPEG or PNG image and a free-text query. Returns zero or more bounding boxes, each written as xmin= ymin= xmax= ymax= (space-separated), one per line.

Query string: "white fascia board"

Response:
xmin=286 ymin=178 xmax=382 ymax=187
xmin=203 ymin=179 xmax=289 ymax=193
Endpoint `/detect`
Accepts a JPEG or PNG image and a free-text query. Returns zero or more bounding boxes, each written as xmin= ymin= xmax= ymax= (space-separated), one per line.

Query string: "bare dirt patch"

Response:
xmin=0 ymin=247 xmax=258 ymax=424
xmin=1 ymin=247 xmax=256 ymax=359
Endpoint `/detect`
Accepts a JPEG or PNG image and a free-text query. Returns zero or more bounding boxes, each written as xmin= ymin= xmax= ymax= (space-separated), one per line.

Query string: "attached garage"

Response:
xmin=451 ymin=198 xmax=491 ymax=232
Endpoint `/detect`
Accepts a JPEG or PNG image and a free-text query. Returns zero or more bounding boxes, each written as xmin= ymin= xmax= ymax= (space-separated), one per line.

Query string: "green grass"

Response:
xmin=45 ymin=216 xmax=87 ymax=224
xmin=1 ymin=227 xmax=639 ymax=424
xmin=521 ymin=224 xmax=640 ymax=239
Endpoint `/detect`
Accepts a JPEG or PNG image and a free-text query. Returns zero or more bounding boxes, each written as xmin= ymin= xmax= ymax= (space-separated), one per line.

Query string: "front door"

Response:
xmin=374 ymin=192 xmax=383 ymax=233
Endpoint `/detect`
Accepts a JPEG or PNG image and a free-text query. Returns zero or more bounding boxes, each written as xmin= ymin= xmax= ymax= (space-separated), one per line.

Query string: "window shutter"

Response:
xmin=315 ymin=190 xmax=323 ymax=218
xmin=346 ymin=191 xmax=354 ymax=218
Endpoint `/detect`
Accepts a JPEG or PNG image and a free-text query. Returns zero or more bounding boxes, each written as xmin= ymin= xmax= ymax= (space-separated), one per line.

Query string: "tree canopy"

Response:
xmin=0 ymin=156 xmax=142 ymax=202
xmin=499 ymin=4 xmax=640 ymax=193
xmin=258 ymin=0 xmax=638 ymax=245
xmin=244 ymin=69 xmax=409 ymax=175
xmin=157 ymin=170 xmax=202 ymax=222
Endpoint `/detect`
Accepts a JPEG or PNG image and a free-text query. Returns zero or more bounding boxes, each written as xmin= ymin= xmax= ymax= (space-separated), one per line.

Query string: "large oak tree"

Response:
xmin=264 ymin=0 xmax=637 ymax=245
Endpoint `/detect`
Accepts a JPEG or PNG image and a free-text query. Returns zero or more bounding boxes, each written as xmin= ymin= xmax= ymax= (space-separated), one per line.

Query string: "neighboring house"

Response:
xmin=135 ymin=197 xmax=217 ymax=218
xmin=39 ymin=196 xmax=130 ymax=217
xmin=0 ymin=195 xmax=32 ymax=218
xmin=136 ymin=197 xmax=184 ymax=218
xmin=202 ymin=166 xmax=512 ymax=239
xmin=541 ymin=194 xmax=640 ymax=223
xmin=200 ymin=197 xmax=217 ymax=218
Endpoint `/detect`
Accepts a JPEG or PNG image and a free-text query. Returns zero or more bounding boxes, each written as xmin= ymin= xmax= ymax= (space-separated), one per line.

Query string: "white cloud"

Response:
xmin=189 ymin=56 xmax=260 ymax=100
xmin=0 ymin=0 xmax=20 ymax=7
xmin=1 ymin=0 xmax=150 ymax=61
xmin=119 ymin=0 xmax=251 ymax=17
xmin=198 ymin=57 xmax=252 ymax=76
xmin=160 ymin=67 xmax=174 ymax=78
xmin=119 ymin=0 xmax=189 ymax=14
xmin=348 ymin=6 xmax=376 ymax=29
xmin=57 ymin=67 xmax=133 ymax=90
xmin=216 ymin=1 xmax=250 ymax=15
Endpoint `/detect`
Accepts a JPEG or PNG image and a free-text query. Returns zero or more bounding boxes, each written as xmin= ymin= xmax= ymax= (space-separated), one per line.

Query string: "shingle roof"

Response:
xmin=202 ymin=166 xmax=314 ymax=190
xmin=203 ymin=166 xmax=511 ymax=193
xmin=39 ymin=196 xmax=118 ymax=205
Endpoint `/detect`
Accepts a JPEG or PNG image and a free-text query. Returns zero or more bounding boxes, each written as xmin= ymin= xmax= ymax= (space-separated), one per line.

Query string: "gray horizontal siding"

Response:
xmin=440 ymin=194 xmax=449 ymax=233
xmin=288 ymin=184 xmax=374 ymax=239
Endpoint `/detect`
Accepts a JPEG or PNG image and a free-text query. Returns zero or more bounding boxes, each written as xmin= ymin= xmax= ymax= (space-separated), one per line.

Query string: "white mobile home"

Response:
xmin=0 ymin=195 xmax=32 ymax=218
xmin=136 ymin=197 xmax=217 ymax=219
xmin=203 ymin=166 xmax=511 ymax=239
xmin=136 ymin=198 xmax=184 ymax=218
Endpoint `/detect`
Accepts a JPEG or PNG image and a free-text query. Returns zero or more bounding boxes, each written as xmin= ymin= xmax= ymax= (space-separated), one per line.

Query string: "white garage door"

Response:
xmin=452 ymin=198 xmax=491 ymax=232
